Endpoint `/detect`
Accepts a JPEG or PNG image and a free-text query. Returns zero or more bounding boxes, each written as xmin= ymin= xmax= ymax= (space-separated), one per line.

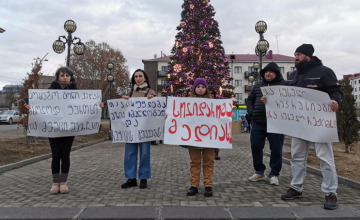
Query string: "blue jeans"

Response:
xmin=124 ymin=142 xmax=151 ymax=179
xmin=250 ymin=122 xmax=284 ymax=177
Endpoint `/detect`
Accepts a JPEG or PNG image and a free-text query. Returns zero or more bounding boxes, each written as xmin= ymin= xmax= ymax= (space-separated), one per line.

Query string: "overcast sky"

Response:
xmin=1 ymin=0 xmax=359 ymax=90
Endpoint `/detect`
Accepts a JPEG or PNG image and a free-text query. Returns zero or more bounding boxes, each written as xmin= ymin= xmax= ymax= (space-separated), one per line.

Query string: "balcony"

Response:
xmin=245 ymin=85 xmax=253 ymax=93
xmin=244 ymin=71 xmax=251 ymax=79
xmin=157 ymin=71 xmax=167 ymax=77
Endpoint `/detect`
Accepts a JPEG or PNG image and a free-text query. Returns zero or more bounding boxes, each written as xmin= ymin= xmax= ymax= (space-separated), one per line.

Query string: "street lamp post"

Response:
xmin=248 ymin=62 xmax=260 ymax=86
xmin=253 ymin=62 xmax=260 ymax=82
xmin=52 ymin=20 xmax=86 ymax=67
xmin=255 ymin=21 xmax=269 ymax=71
xmin=106 ymin=62 xmax=114 ymax=140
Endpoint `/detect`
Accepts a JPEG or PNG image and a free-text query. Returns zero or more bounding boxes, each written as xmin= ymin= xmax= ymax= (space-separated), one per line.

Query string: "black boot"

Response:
xmin=151 ymin=141 xmax=158 ymax=145
xmin=187 ymin=187 xmax=198 ymax=196
xmin=139 ymin=179 xmax=147 ymax=189
xmin=215 ymin=149 xmax=220 ymax=160
xmin=121 ymin=179 xmax=137 ymax=189
xmin=204 ymin=187 xmax=213 ymax=197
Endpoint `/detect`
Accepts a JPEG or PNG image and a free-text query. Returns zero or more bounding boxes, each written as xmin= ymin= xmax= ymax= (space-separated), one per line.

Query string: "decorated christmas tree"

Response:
xmin=162 ymin=0 xmax=234 ymax=98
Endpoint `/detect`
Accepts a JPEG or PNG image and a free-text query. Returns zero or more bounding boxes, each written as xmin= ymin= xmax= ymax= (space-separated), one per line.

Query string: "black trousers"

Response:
xmin=48 ymin=136 xmax=75 ymax=174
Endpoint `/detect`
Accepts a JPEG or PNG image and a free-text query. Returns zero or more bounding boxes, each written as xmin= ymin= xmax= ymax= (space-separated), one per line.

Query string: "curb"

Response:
xmin=0 ymin=138 xmax=108 ymax=174
xmin=1 ymin=205 xmax=360 ymax=219
xmin=264 ymin=152 xmax=360 ymax=190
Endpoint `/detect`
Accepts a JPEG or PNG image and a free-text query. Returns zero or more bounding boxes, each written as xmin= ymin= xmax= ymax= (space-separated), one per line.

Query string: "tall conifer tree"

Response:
xmin=337 ymin=77 xmax=360 ymax=153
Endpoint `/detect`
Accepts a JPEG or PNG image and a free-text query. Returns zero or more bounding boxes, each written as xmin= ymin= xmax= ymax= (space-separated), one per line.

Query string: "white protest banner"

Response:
xmin=164 ymin=97 xmax=233 ymax=149
xmin=261 ymin=85 xmax=339 ymax=142
xmin=108 ymin=97 xmax=166 ymax=143
xmin=27 ymin=89 xmax=102 ymax=137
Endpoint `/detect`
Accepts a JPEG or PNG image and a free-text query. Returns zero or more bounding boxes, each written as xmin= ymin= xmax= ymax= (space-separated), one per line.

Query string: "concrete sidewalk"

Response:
xmin=0 ymin=133 xmax=360 ymax=219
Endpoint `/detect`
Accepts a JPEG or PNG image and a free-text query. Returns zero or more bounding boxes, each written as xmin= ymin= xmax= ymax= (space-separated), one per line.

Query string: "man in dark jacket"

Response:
xmin=279 ymin=44 xmax=342 ymax=210
xmin=246 ymin=62 xmax=285 ymax=186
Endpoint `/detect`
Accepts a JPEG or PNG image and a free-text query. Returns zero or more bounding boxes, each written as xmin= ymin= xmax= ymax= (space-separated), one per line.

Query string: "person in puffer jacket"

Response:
xmin=246 ymin=62 xmax=286 ymax=186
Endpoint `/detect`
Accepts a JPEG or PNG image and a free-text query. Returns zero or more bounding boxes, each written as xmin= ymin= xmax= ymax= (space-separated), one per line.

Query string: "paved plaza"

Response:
xmin=1 ymin=133 xmax=360 ymax=219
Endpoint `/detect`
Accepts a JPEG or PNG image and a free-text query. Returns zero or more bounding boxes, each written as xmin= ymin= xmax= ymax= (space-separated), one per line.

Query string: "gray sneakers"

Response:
xmin=270 ymin=176 xmax=279 ymax=186
xmin=248 ymin=174 xmax=266 ymax=182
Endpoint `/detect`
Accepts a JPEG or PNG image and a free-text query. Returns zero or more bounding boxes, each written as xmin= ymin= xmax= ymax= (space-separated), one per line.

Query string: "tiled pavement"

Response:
xmin=1 ymin=133 xmax=360 ymax=209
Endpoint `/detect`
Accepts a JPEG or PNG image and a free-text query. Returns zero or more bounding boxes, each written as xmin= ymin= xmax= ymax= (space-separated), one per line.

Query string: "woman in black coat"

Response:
xmin=25 ymin=67 xmax=103 ymax=195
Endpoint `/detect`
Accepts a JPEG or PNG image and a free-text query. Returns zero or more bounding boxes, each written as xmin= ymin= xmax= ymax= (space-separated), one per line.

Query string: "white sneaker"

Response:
xmin=248 ymin=174 xmax=266 ymax=182
xmin=270 ymin=176 xmax=279 ymax=186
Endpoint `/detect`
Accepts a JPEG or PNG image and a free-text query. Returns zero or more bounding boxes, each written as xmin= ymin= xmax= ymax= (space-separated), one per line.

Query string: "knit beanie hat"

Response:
xmin=295 ymin=44 xmax=314 ymax=57
xmin=193 ymin=78 xmax=208 ymax=89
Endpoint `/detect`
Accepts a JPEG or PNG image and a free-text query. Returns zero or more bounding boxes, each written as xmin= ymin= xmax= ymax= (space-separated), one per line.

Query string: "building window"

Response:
xmin=235 ymin=80 xmax=242 ymax=87
xmin=358 ymin=80 xmax=360 ymax=84
xmin=355 ymin=81 xmax=357 ymax=85
xmin=235 ymin=93 xmax=242 ymax=101
xmin=161 ymin=80 xmax=167 ymax=86
xmin=279 ymin=67 xmax=284 ymax=74
xmin=234 ymin=66 xmax=242 ymax=73
xmin=248 ymin=67 xmax=254 ymax=72
xmin=161 ymin=66 xmax=169 ymax=72
xmin=356 ymin=88 xmax=357 ymax=92
xmin=290 ymin=67 xmax=296 ymax=72
xmin=356 ymin=95 xmax=358 ymax=99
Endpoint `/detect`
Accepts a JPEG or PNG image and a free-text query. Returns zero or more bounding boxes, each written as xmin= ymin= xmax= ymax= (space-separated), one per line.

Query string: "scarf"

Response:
xmin=58 ymin=81 xmax=71 ymax=89
xmin=133 ymin=82 xmax=149 ymax=92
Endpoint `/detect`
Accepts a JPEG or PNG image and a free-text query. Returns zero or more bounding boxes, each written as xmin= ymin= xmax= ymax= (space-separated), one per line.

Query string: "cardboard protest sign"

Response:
xmin=164 ymin=97 xmax=233 ymax=149
xmin=261 ymin=86 xmax=339 ymax=142
xmin=108 ymin=97 xmax=166 ymax=143
xmin=27 ymin=89 xmax=102 ymax=137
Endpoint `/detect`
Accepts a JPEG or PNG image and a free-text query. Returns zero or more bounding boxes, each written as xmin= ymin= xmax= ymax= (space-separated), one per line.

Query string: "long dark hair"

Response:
xmin=131 ymin=69 xmax=151 ymax=88
xmin=55 ymin=66 xmax=76 ymax=83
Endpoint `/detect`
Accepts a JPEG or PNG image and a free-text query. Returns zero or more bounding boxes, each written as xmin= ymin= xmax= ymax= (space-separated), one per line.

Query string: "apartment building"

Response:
xmin=143 ymin=50 xmax=295 ymax=103
xmin=343 ymin=73 xmax=360 ymax=107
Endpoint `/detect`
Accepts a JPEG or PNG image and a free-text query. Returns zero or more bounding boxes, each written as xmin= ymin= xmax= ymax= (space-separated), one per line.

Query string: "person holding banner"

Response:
xmin=270 ymin=44 xmax=341 ymax=210
xmin=24 ymin=66 xmax=104 ymax=195
xmin=208 ymin=85 xmax=220 ymax=160
xmin=247 ymin=62 xmax=285 ymax=186
xmin=120 ymin=69 xmax=156 ymax=189
xmin=165 ymin=78 xmax=234 ymax=197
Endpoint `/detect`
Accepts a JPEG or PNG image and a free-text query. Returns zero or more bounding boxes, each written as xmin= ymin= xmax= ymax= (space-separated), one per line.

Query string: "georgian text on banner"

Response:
xmin=261 ymin=85 xmax=339 ymax=142
xmin=107 ymin=97 xmax=166 ymax=143
xmin=27 ymin=89 xmax=102 ymax=137
xmin=164 ymin=97 xmax=233 ymax=149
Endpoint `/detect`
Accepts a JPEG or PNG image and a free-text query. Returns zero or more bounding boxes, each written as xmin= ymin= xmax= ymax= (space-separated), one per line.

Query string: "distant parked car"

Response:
xmin=0 ymin=110 xmax=21 ymax=125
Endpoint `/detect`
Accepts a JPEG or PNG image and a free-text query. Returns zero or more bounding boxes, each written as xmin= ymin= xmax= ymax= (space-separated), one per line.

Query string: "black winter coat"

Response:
xmin=287 ymin=56 xmax=342 ymax=103
xmin=47 ymin=80 xmax=77 ymax=140
xmin=48 ymin=80 xmax=78 ymax=90
xmin=246 ymin=62 xmax=286 ymax=126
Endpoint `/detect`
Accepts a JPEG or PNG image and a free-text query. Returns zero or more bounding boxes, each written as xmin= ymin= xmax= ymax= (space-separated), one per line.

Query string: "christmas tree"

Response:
xmin=162 ymin=0 xmax=234 ymax=98
xmin=336 ymin=77 xmax=360 ymax=153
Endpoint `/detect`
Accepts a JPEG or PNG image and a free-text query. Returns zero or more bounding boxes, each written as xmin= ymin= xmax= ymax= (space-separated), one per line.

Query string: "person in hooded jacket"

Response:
xmin=24 ymin=66 xmax=104 ymax=195
xmin=246 ymin=62 xmax=285 ymax=186
xmin=269 ymin=44 xmax=342 ymax=210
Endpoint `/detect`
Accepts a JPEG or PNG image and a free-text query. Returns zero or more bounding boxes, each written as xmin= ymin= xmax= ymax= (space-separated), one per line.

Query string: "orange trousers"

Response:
xmin=188 ymin=148 xmax=215 ymax=187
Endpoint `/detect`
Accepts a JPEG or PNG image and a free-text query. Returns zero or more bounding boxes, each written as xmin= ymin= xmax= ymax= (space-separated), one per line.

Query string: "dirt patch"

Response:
xmin=283 ymin=140 xmax=360 ymax=182
xmin=0 ymin=124 xmax=109 ymax=166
